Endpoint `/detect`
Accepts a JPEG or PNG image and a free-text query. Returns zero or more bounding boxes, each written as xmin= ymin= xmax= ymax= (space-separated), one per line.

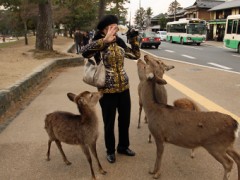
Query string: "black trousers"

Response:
xmin=99 ymin=89 xmax=131 ymax=154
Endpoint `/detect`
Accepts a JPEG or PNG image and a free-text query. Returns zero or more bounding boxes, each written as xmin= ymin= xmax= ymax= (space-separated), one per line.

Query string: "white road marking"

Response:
xmin=232 ymin=54 xmax=240 ymax=58
xmin=183 ymin=46 xmax=202 ymax=50
xmin=165 ymin=50 xmax=174 ymax=53
xmin=181 ymin=54 xmax=196 ymax=59
xmin=207 ymin=62 xmax=232 ymax=70
xmin=140 ymin=51 xmax=240 ymax=75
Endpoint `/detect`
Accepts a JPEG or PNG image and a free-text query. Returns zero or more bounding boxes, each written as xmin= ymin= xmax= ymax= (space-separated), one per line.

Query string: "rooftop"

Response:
xmin=209 ymin=0 xmax=240 ymax=11
xmin=185 ymin=0 xmax=225 ymax=10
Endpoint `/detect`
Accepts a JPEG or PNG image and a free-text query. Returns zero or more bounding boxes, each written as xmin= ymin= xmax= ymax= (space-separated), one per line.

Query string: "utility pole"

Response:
xmin=174 ymin=0 xmax=176 ymax=21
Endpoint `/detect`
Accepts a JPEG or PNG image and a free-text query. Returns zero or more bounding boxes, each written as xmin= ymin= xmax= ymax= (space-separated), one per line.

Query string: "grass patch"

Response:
xmin=0 ymin=40 xmax=24 ymax=48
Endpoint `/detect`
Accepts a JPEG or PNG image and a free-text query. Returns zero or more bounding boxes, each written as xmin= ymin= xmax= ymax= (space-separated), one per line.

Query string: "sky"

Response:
xmin=127 ymin=0 xmax=196 ymax=23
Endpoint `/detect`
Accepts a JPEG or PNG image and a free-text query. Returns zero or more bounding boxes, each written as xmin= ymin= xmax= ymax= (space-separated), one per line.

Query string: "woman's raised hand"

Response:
xmin=103 ymin=25 xmax=118 ymax=43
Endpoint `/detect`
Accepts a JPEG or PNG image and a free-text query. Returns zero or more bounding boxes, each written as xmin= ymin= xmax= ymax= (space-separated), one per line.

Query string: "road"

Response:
xmin=0 ymin=37 xmax=240 ymax=179
xmin=145 ymin=41 xmax=240 ymax=73
xmin=120 ymin=32 xmax=240 ymax=73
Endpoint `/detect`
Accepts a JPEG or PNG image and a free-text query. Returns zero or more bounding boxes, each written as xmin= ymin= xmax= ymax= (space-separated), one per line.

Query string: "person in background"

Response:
xmin=82 ymin=15 xmax=140 ymax=164
xmin=83 ymin=31 xmax=90 ymax=46
xmin=89 ymin=30 xmax=94 ymax=43
xmin=74 ymin=29 xmax=83 ymax=54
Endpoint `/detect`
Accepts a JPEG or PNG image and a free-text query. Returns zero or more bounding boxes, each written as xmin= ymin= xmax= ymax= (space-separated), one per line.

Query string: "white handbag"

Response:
xmin=83 ymin=59 xmax=106 ymax=88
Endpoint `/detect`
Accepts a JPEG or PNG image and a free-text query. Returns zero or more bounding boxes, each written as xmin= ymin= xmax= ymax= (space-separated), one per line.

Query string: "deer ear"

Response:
xmin=165 ymin=65 xmax=175 ymax=71
xmin=67 ymin=93 xmax=76 ymax=102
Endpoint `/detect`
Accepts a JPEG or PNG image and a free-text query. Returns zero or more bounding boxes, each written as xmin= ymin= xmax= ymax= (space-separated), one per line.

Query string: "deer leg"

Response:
xmin=55 ymin=140 xmax=72 ymax=165
xmin=138 ymin=104 xmax=142 ymax=128
xmin=46 ymin=140 xmax=52 ymax=161
xmin=149 ymin=139 xmax=164 ymax=179
xmin=144 ymin=116 xmax=148 ymax=123
xmin=191 ymin=148 xmax=195 ymax=158
xmin=206 ymin=147 xmax=233 ymax=180
xmin=148 ymin=133 xmax=152 ymax=143
xmin=89 ymin=142 xmax=107 ymax=175
xmin=226 ymin=146 xmax=240 ymax=180
xmin=81 ymin=144 xmax=96 ymax=180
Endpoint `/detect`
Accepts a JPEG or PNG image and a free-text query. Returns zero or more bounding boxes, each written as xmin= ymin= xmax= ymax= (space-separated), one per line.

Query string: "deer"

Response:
xmin=44 ymin=91 xmax=106 ymax=180
xmin=137 ymin=55 xmax=174 ymax=129
xmin=137 ymin=55 xmax=200 ymax=158
xmin=173 ymin=97 xmax=201 ymax=158
xmin=137 ymin=56 xmax=240 ymax=180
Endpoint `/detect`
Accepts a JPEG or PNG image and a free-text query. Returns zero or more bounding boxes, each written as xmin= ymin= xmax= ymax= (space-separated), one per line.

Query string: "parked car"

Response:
xmin=156 ymin=31 xmax=167 ymax=41
xmin=139 ymin=31 xmax=161 ymax=49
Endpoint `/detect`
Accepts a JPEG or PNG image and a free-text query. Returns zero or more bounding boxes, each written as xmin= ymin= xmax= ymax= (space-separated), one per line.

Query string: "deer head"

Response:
xmin=67 ymin=91 xmax=103 ymax=108
xmin=137 ymin=59 xmax=167 ymax=85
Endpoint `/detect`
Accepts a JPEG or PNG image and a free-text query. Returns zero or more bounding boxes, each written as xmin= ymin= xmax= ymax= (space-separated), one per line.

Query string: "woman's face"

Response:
xmin=103 ymin=24 xmax=119 ymax=35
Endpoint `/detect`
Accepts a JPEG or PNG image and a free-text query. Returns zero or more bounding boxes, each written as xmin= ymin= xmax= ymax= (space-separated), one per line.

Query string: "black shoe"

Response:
xmin=107 ymin=154 xmax=116 ymax=163
xmin=117 ymin=148 xmax=135 ymax=156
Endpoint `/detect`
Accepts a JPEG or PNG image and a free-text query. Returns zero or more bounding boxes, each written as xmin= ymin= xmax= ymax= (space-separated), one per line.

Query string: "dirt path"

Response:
xmin=0 ymin=36 xmax=76 ymax=89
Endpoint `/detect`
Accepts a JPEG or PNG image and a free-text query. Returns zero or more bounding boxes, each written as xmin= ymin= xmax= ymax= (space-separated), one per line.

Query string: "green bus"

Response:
xmin=166 ymin=18 xmax=206 ymax=46
xmin=224 ymin=15 xmax=240 ymax=53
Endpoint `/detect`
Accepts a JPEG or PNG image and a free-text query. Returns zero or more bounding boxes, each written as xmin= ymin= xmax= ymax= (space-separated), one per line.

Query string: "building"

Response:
xmin=167 ymin=8 xmax=186 ymax=21
xmin=209 ymin=0 xmax=240 ymax=41
xmin=184 ymin=0 xmax=225 ymax=20
xmin=150 ymin=0 xmax=225 ymax=32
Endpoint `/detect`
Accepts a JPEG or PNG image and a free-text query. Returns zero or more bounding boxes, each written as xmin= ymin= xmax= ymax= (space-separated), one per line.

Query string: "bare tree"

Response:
xmin=145 ymin=7 xmax=153 ymax=28
xmin=134 ymin=7 xmax=145 ymax=29
xmin=168 ymin=0 xmax=181 ymax=21
xmin=19 ymin=0 xmax=38 ymax=45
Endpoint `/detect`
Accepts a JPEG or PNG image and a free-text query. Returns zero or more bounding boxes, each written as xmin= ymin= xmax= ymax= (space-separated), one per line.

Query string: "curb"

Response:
xmin=0 ymin=44 xmax=84 ymax=124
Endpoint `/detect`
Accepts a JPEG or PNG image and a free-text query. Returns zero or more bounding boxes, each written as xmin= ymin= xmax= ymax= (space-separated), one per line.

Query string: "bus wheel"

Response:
xmin=238 ymin=44 xmax=240 ymax=53
xmin=197 ymin=43 xmax=201 ymax=46
xmin=170 ymin=37 xmax=173 ymax=43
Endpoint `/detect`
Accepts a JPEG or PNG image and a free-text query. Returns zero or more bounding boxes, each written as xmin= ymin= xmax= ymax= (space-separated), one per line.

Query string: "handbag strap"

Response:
xmin=89 ymin=51 xmax=104 ymax=65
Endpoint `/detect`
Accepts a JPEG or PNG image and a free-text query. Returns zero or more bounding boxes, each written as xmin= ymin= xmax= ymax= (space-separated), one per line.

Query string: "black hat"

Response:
xmin=97 ymin=15 xmax=119 ymax=30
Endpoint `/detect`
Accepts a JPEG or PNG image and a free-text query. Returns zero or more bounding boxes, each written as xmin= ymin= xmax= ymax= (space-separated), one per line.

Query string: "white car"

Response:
xmin=156 ymin=31 xmax=167 ymax=41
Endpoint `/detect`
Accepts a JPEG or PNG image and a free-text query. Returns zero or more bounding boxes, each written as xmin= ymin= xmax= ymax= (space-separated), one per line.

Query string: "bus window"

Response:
xmin=227 ymin=19 xmax=233 ymax=34
xmin=237 ymin=20 xmax=240 ymax=34
xmin=187 ymin=24 xmax=206 ymax=35
xmin=232 ymin=20 xmax=237 ymax=34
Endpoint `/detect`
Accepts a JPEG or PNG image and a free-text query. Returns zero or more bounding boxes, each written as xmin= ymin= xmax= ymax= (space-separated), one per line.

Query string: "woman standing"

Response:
xmin=82 ymin=15 xmax=140 ymax=164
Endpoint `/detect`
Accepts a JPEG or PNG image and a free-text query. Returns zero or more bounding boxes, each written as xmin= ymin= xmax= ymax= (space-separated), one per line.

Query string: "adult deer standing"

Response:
xmin=138 ymin=56 xmax=240 ymax=180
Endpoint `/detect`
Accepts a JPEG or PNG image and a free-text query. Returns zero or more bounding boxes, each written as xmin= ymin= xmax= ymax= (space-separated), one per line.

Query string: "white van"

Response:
xmin=156 ymin=31 xmax=167 ymax=41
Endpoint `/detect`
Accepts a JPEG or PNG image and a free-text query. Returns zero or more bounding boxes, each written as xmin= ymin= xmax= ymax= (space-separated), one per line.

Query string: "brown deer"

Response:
xmin=138 ymin=56 xmax=240 ymax=180
xmin=44 ymin=91 xmax=106 ymax=180
xmin=137 ymin=55 xmax=174 ymax=129
xmin=173 ymin=97 xmax=201 ymax=158
xmin=138 ymin=55 xmax=200 ymax=158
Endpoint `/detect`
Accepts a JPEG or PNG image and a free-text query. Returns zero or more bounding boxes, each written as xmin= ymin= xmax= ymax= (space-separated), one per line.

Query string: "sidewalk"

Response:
xmin=204 ymin=40 xmax=224 ymax=47
xmin=0 ymin=57 xmax=239 ymax=180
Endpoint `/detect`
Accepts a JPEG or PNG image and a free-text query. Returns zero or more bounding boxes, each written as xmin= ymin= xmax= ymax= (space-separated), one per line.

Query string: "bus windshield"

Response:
xmin=187 ymin=23 xmax=206 ymax=35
